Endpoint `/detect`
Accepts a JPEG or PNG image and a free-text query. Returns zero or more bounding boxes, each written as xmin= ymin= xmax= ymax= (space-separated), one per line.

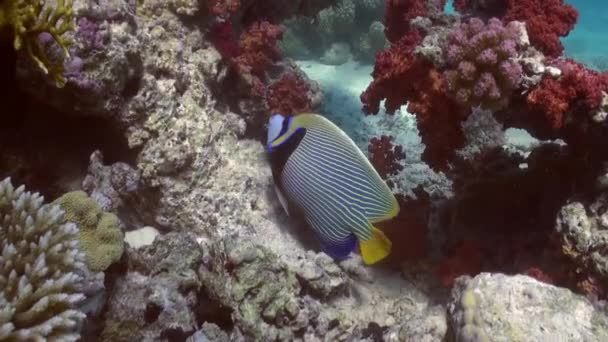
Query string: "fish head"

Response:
xmin=267 ymin=113 xmax=297 ymax=151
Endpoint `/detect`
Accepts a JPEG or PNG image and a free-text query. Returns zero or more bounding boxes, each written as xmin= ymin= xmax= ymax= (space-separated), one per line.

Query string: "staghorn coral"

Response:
xmin=443 ymin=17 xmax=524 ymax=111
xmin=0 ymin=0 xmax=75 ymax=86
xmin=0 ymin=177 xmax=86 ymax=341
xmin=53 ymin=191 xmax=124 ymax=273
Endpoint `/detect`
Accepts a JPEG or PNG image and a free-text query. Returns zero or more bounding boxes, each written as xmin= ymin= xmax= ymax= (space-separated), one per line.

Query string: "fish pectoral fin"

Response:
xmin=274 ymin=184 xmax=290 ymax=216
xmin=359 ymin=226 xmax=392 ymax=265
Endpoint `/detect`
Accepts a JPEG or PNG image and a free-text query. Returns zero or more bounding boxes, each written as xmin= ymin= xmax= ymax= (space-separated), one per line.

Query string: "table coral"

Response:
xmin=0 ymin=178 xmax=86 ymax=341
xmin=53 ymin=191 xmax=124 ymax=273
xmin=443 ymin=17 xmax=524 ymax=111
xmin=0 ymin=0 xmax=75 ymax=86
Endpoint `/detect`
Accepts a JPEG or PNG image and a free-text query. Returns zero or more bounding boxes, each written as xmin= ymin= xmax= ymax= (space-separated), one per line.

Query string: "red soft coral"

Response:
xmin=266 ymin=72 xmax=312 ymax=115
xmin=504 ymin=0 xmax=578 ymax=58
xmin=384 ymin=0 xmax=428 ymax=43
xmin=437 ymin=240 xmax=483 ymax=288
xmin=368 ymin=135 xmax=406 ymax=180
xmin=377 ymin=189 xmax=431 ymax=261
xmin=234 ymin=21 xmax=284 ymax=79
xmin=361 ymin=29 xmax=468 ymax=170
xmin=361 ymin=29 xmax=424 ymax=115
xmin=409 ymin=65 xmax=468 ymax=170
xmin=527 ymin=59 xmax=608 ymax=131
xmin=209 ymin=21 xmax=240 ymax=58
xmin=208 ymin=0 xmax=241 ymax=18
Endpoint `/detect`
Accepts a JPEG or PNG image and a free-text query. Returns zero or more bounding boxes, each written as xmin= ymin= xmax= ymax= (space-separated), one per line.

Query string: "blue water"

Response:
xmin=445 ymin=0 xmax=608 ymax=70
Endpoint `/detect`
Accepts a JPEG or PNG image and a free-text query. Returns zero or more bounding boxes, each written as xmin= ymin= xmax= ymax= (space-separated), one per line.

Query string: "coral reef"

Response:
xmin=0 ymin=178 xmax=87 ymax=341
xmin=280 ymin=0 xmax=386 ymax=63
xmin=3 ymin=0 xmax=608 ymax=340
xmin=53 ymin=190 xmax=124 ymax=272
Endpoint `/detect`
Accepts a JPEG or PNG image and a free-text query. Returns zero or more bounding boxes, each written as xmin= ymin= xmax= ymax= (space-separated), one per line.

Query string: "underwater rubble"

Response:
xmin=1 ymin=0 xmax=608 ymax=341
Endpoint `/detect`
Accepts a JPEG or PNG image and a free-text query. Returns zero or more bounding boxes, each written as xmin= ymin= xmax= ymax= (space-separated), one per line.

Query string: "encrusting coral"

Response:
xmin=0 ymin=177 xmax=86 ymax=341
xmin=0 ymin=0 xmax=75 ymax=86
xmin=53 ymin=190 xmax=124 ymax=273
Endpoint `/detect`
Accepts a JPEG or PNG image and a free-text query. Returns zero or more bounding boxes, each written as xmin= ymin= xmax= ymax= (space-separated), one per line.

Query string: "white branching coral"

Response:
xmin=0 ymin=178 xmax=86 ymax=341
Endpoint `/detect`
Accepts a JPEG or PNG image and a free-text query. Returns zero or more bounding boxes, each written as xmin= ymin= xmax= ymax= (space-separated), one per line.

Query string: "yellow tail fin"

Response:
xmin=359 ymin=226 xmax=392 ymax=265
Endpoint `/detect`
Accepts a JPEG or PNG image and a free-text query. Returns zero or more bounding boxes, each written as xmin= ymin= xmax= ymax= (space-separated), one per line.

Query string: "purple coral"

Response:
xmin=76 ymin=17 xmax=107 ymax=51
xmin=443 ymin=17 xmax=524 ymax=110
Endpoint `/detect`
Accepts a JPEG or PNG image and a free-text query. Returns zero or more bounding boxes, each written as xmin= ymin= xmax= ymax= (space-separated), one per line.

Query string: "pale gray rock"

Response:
xmin=448 ymin=273 xmax=608 ymax=342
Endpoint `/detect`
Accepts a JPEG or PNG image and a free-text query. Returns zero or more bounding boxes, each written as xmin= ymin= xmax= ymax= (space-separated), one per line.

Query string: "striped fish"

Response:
xmin=267 ymin=113 xmax=400 ymax=264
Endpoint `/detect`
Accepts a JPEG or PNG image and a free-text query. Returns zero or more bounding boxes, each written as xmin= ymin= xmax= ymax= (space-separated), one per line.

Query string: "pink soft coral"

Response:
xmin=443 ymin=17 xmax=523 ymax=111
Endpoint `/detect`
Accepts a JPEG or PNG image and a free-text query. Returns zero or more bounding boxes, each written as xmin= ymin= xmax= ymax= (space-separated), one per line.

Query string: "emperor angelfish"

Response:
xmin=267 ymin=113 xmax=400 ymax=264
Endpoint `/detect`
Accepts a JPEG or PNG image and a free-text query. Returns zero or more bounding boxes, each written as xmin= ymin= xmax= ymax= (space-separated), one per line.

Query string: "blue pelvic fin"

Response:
xmin=319 ymin=234 xmax=358 ymax=260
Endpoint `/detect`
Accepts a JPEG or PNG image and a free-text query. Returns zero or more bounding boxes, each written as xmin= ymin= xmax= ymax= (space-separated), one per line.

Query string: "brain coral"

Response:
xmin=53 ymin=191 xmax=124 ymax=273
xmin=0 ymin=178 xmax=86 ymax=341
xmin=443 ymin=17 xmax=524 ymax=111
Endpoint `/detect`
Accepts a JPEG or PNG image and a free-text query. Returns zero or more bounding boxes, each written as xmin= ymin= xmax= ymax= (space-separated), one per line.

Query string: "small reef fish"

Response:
xmin=267 ymin=113 xmax=400 ymax=264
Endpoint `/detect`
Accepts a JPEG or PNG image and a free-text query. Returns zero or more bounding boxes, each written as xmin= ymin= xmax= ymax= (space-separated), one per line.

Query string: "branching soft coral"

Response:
xmin=384 ymin=0 xmax=428 ymax=43
xmin=454 ymin=0 xmax=578 ymax=58
xmin=526 ymin=59 xmax=608 ymax=132
xmin=360 ymin=29 xmax=423 ymax=114
xmin=443 ymin=17 xmax=523 ymax=111
xmin=361 ymin=28 xmax=468 ymax=170
xmin=503 ymin=0 xmax=577 ymax=58
xmin=267 ymin=72 xmax=312 ymax=115
xmin=0 ymin=0 xmax=74 ymax=87
xmin=208 ymin=0 xmax=241 ymax=18
xmin=368 ymin=135 xmax=406 ymax=180
xmin=234 ymin=21 xmax=284 ymax=79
